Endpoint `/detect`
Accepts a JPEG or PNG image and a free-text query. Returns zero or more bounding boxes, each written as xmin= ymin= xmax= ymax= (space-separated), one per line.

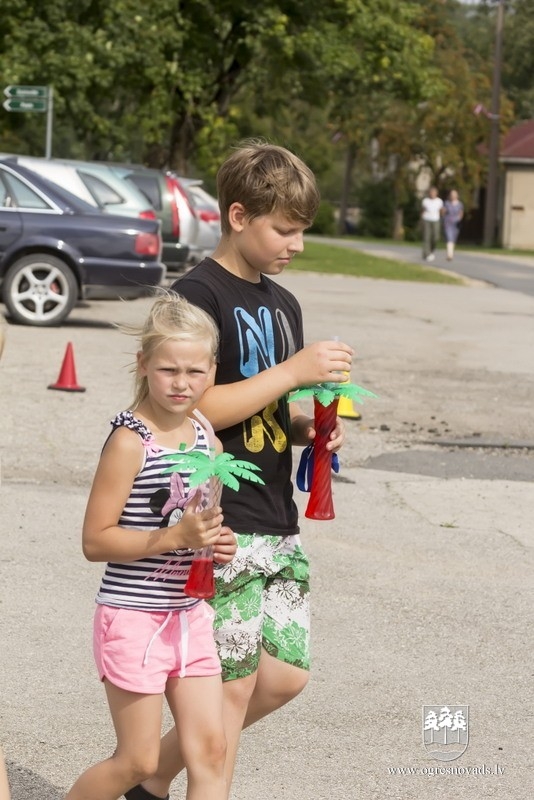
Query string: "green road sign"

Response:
xmin=4 ymin=85 xmax=48 ymax=98
xmin=3 ymin=98 xmax=47 ymax=112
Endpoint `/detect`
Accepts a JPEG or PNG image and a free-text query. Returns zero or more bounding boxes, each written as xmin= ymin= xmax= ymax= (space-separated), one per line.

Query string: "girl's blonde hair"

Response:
xmin=126 ymin=291 xmax=219 ymax=408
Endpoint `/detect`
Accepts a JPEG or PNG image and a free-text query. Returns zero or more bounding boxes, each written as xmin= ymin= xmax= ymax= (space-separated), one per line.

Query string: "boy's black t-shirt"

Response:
xmin=170 ymin=257 xmax=304 ymax=536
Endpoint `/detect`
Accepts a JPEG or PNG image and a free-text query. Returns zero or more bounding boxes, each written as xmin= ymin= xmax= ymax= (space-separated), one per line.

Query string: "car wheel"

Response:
xmin=3 ymin=254 xmax=78 ymax=326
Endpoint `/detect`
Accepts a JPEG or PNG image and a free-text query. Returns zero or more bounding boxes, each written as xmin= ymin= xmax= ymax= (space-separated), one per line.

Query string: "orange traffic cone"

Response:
xmin=48 ymin=342 xmax=86 ymax=392
xmin=337 ymin=395 xmax=361 ymax=420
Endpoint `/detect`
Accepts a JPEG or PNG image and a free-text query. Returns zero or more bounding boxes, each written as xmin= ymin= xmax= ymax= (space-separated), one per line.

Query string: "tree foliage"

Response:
xmin=0 ymin=0 xmax=531 ymax=222
xmin=0 ymin=1 xmax=437 ymax=168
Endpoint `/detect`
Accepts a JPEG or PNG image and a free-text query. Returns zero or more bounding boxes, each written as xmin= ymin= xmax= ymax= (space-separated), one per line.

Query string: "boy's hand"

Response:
xmin=213 ymin=526 xmax=237 ymax=564
xmin=286 ymin=340 xmax=354 ymax=387
xmin=306 ymin=415 xmax=346 ymax=452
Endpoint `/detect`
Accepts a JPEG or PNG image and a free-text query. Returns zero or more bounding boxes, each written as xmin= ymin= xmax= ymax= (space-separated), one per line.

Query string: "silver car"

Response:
xmin=5 ymin=156 xmax=157 ymax=220
xmin=181 ymin=180 xmax=221 ymax=261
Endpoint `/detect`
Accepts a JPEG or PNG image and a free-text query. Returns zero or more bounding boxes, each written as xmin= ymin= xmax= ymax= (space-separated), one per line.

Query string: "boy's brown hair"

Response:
xmin=217 ymin=140 xmax=320 ymax=235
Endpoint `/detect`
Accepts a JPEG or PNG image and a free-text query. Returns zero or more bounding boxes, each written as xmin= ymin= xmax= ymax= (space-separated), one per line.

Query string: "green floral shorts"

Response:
xmin=209 ymin=533 xmax=311 ymax=681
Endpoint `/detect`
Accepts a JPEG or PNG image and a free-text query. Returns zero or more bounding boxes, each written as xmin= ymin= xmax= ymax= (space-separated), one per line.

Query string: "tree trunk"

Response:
xmin=392 ymin=207 xmax=404 ymax=240
xmin=338 ymin=141 xmax=357 ymax=236
xmin=168 ymin=112 xmax=196 ymax=175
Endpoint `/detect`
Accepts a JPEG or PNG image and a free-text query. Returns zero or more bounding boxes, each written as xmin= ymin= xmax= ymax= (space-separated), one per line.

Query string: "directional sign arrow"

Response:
xmin=3 ymin=98 xmax=47 ymax=112
xmin=4 ymin=85 xmax=48 ymax=98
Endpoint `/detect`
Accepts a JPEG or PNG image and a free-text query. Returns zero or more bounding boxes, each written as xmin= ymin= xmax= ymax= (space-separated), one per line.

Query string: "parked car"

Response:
xmin=106 ymin=164 xmax=198 ymax=270
xmin=0 ymin=158 xmax=165 ymax=327
xmin=3 ymin=155 xmax=158 ymax=221
xmin=181 ymin=180 xmax=221 ymax=259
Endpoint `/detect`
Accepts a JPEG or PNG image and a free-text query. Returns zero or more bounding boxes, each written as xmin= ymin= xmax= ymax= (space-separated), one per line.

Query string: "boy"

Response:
xmin=125 ymin=141 xmax=353 ymax=800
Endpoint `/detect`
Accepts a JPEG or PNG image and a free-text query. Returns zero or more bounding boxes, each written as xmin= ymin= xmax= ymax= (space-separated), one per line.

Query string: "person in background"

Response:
xmin=443 ymin=189 xmax=464 ymax=261
xmin=421 ymin=186 xmax=444 ymax=262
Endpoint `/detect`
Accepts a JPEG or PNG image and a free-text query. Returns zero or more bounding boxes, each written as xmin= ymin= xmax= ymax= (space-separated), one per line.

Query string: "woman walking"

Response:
xmin=443 ymin=190 xmax=464 ymax=261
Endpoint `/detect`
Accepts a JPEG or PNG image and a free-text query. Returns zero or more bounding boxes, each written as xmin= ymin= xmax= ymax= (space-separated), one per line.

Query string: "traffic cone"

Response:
xmin=337 ymin=395 xmax=361 ymax=420
xmin=48 ymin=342 xmax=86 ymax=392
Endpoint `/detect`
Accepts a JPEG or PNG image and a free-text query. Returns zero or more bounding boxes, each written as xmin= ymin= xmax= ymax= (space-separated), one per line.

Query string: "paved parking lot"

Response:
xmin=1 ymin=269 xmax=533 ymax=799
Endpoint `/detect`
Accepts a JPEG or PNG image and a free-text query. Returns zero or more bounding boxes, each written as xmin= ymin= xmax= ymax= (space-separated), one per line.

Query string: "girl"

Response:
xmin=66 ymin=293 xmax=235 ymax=800
xmin=443 ymin=189 xmax=464 ymax=261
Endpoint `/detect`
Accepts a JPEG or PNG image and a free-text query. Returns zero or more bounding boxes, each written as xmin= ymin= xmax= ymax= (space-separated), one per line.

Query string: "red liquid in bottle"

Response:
xmin=184 ymin=557 xmax=215 ymax=599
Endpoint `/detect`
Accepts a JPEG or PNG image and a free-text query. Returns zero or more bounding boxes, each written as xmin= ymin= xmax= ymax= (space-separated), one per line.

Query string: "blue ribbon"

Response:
xmin=296 ymin=445 xmax=340 ymax=493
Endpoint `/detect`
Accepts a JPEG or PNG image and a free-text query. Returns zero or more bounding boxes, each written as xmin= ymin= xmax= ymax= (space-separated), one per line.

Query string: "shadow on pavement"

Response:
xmin=7 ymin=761 xmax=64 ymax=800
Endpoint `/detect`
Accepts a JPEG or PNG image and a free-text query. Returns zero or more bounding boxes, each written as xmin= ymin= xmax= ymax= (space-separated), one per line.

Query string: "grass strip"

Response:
xmin=291 ymin=241 xmax=463 ymax=284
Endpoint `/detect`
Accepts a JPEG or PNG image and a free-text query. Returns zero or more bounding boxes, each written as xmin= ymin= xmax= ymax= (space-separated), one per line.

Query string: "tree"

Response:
xmin=0 ymin=0 xmax=437 ymax=174
xmin=0 ymin=0 xmax=190 ymax=162
xmin=0 ymin=0 xmax=525 ymax=195
xmin=451 ymin=709 xmax=467 ymax=743
xmin=315 ymin=1 xmax=437 ymax=232
xmin=348 ymin=0 xmax=512 ymax=239
xmin=438 ymin=706 xmax=453 ymax=745
xmin=501 ymin=0 xmax=534 ymax=119
xmin=424 ymin=709 xmax=439 ymax=744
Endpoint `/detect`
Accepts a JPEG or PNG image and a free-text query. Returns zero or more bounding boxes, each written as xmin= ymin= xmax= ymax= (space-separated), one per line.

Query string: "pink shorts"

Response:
xmin=93 ymin=602 xmax=221 ymax=694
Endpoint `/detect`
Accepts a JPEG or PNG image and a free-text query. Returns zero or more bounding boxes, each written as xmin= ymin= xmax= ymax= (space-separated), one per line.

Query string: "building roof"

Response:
xmin=500 ymin=120 xmax=534 ymax=161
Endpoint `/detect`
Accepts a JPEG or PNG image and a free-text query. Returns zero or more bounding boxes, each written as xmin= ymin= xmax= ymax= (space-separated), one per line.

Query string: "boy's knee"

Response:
xmin=279 ymin=667 xmax=309 ymax=702
xmin=224 ymin=672 xmax=258 ymax=708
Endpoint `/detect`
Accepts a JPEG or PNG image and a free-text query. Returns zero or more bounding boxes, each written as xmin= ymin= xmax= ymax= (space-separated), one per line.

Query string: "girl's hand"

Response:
xmin=213 ymin=526 xmax=237 ymax=564
xmin=169 ymin=490 xmax=223 ymax=550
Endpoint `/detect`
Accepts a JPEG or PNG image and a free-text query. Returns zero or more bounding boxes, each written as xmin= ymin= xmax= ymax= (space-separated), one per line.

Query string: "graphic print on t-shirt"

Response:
xmin=234 ymin=304 xmax=296 ymax=456
xmin=234 ymin=305 xmax=293 ymax=374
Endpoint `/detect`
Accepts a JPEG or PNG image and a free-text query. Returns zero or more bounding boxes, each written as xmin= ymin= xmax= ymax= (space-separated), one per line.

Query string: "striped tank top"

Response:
xmin=95 ymin=410 xmax=211 ymax=611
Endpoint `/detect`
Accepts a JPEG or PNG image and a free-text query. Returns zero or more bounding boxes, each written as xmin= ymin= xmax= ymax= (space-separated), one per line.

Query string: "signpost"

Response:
xmin=2 ymin=85 xmax=54 ymax=158
xmin=3 ymin=98 xmax=47 ymax=112
xmin=4 ymin=85 xmax=48 ymax=99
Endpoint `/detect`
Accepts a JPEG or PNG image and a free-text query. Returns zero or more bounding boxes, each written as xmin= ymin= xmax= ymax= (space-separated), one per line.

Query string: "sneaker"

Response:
xmin=426 ymin=253 xmax=435 ymax=262
xmin=124 ymin=787 xmax=169 ymax=800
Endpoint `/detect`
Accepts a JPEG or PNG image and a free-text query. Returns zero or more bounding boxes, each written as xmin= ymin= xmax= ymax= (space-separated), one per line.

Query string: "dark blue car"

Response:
xmin=0 ymin=158 xmax=165 ymax=326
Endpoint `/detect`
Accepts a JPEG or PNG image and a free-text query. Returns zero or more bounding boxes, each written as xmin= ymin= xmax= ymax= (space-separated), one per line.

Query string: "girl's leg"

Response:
xmin=136 ymin=653 xmax=307 ymax=800
xmin=446 ymin=240 xmax=454 ymax=260
xmin=0 ymin=747 xmax=11 ymax=800
xmin=65 ymin=681 xmax=163 ymax=800
xmin=136 ymin=671 xmax=252 ymax=800
xmin=165 ymin=675 xmax=226 ymax=800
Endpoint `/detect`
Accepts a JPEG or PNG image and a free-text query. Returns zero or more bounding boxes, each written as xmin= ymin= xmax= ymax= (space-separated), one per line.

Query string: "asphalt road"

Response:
xmin=1 ymin=264 xmax=533 ymax=800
